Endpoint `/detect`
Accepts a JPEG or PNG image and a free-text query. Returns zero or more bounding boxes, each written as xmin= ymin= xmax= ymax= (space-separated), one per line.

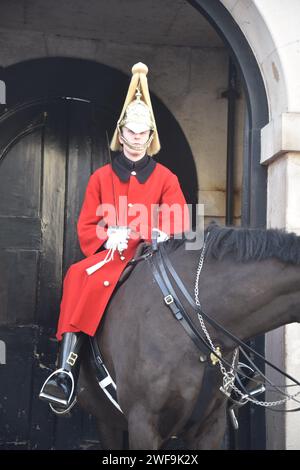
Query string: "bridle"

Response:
xmin=148 ymin=233 xmax=300 ymax=416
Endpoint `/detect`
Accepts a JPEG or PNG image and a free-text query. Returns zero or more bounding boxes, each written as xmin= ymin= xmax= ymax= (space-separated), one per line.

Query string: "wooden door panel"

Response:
xmin=0 ymin=131 xmax=42 ymax=217
xmin=34 ymin=103 xmax=67 ymax=330
xmin=0 ymin=217 xmax=41 ymax=250
xmin=0 ymin=250 xmax=39 ymax=325
xmin=63 ymin=100 xmax=93 ymax=268
xmin=0 ymin=327 xmax=37 ymax=449
xmin=0 ymin=99 xmax=107 ymax=449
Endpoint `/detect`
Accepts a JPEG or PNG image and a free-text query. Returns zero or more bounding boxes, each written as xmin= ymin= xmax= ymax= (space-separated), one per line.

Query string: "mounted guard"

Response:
xmin=39 ymin=62 xmax=190 ymax=412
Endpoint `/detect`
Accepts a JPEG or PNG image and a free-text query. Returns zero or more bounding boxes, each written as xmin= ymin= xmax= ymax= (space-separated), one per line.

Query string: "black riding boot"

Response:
xmin=39 ymin=332 xmax=85 ymax=409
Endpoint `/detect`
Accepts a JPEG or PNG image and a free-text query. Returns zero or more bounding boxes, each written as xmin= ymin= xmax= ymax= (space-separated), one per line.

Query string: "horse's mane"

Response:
xmin=165 ymin=222 xmax=300 ymax=265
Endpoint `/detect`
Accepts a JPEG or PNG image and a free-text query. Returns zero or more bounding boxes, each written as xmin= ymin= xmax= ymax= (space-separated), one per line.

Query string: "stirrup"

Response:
xmin=49 ymin=396 xmax=77 ymax=416
xmin=39 ymin=368 xmax=75 ymax=407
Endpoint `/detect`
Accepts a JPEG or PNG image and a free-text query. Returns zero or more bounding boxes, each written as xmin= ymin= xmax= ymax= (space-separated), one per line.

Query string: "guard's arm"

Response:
xmin=158 ymin=174 xmax=190 ymax=237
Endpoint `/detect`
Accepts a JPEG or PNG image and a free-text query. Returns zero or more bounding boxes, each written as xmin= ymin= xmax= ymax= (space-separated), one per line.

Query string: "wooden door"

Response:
xmin=0 ymin=97 xmax=112 ymax=449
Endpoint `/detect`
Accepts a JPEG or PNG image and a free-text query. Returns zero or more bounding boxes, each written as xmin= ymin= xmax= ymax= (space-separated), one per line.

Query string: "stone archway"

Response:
xmin=189 ymin=0 xmax=300 ymax=450
xmin=188 ymin=0 xmax=270 ymax=449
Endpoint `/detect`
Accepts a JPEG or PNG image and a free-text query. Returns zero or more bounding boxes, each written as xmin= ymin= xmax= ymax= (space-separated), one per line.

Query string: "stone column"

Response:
xmin=221 ymin=0 xmax=300 ymax=450
xmin=262 ymin=113 xmax=300 ymax=450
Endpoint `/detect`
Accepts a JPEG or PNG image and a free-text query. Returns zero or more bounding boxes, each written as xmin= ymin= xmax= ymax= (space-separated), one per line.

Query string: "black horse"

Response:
xmin=77 ymin=224 xmax=300 ymax=449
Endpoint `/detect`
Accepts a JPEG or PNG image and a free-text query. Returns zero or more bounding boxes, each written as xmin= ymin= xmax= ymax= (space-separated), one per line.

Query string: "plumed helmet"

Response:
xmin=110 ymin=62 xmax=160 ymax=156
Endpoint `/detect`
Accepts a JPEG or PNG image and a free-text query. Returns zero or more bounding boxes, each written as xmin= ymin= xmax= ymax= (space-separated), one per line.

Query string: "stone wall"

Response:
xmin=0 ymin=4 xmax=245 ymax=225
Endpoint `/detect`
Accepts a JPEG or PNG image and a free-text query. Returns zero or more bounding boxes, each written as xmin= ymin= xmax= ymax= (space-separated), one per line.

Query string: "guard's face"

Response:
xmin=121 ymin=126 xmax=150 ymax=147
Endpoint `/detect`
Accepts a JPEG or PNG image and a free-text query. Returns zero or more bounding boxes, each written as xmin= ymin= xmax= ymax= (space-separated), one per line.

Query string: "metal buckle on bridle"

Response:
xmin=164 ymin=294 xmax=174 ymax=305
xmin=210 ymin=346 xmax=222 ymax=366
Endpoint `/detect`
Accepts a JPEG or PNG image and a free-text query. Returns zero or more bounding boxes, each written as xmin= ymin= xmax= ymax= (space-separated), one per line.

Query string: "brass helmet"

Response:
xmin=110 ymin=62 xmax=160 ymax=156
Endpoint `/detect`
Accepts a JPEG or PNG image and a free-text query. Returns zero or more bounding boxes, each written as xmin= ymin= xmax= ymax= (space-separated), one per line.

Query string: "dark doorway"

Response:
xmin=0 ymin=58 xmax=197 ymax=449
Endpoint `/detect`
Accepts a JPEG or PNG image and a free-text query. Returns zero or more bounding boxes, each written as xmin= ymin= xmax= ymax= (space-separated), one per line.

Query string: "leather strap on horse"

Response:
xmin=89 ymin=337 xmax=123 ymax=413
xmin=149 ymin=246 xmax=248 ymax=375
xmin=118 ymin=242 xmax=153 ymax=285
xmin=148 ymin=247 xmax=224 ymax=431
xmin=148 ymin=250 xmax=213 ymax=359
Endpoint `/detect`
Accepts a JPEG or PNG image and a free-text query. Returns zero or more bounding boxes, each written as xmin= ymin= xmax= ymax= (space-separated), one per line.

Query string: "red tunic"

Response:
xmin=56 ymin=162 xmax=190 ymax=340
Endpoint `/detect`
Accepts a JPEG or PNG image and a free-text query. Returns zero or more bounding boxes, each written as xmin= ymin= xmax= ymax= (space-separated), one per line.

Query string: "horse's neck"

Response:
xmin=199 ymin=257 xmax=300 ymax=343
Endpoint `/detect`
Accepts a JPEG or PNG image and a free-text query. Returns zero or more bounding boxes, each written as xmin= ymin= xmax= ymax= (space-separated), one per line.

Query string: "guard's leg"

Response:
xmin=39 ymin=332 xmax=85 ymax=409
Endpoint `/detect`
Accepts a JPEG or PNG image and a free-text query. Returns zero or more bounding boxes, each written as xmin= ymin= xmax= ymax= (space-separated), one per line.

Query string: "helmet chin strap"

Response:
xmin=119 ymin=131 xmax=154 ymax=152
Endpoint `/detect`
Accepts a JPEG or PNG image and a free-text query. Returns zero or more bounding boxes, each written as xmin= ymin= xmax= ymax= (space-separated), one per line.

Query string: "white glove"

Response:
xmin=152 ymin=228 xmax=169 ymax=243
xmin=104 ymin=226 xmax=131 ymax=251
